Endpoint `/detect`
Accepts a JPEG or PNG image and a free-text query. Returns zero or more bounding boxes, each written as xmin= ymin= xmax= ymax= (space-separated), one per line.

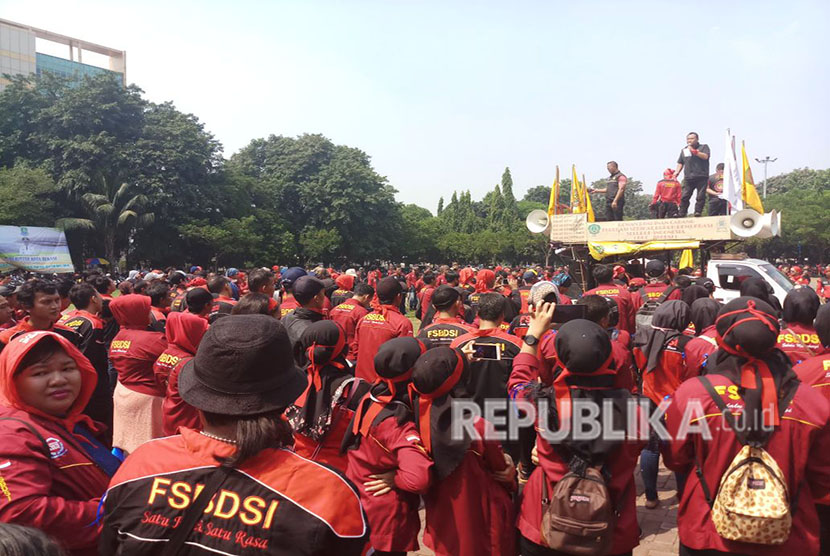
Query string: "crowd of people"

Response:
xmin=0 ymin=258 xmax=828 ymax=555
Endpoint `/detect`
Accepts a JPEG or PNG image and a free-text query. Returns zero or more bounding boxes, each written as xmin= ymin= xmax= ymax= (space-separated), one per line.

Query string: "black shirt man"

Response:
xmin=590 ymin=161 xmax=627 ymax=221
xmin=675 ymin=131 xmax=711 ymax=217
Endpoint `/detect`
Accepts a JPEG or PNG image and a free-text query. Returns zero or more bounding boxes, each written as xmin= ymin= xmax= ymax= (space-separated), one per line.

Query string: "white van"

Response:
xmin=705 ymin=254 xmax=793 ymax=305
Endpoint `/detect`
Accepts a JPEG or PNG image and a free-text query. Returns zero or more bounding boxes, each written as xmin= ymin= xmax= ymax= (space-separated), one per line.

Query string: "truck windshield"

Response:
xmin=760 ymin=264 xmax=793 ymax=293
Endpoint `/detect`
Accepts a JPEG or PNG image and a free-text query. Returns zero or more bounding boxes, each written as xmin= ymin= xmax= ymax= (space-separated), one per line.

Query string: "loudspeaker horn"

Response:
xmin=756 ymin=211 xmax=777 ymax=239
xmin=526 ymin=210 xmax=551 ymax=234
xmin=730 ymin=209 xmax=763 ymax=238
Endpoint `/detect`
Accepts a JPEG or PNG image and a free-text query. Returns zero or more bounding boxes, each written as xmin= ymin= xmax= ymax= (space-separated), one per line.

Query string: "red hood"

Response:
xmin=475 ymin=269 xmax=496 ymax=292
xmin=335 ymin=274 xmax=355 ymax=291
xmin=0 ymin=330 xmax=97 ymax=430
xmin=110 ymin=294 xmax=151 ymax=329
xmin=165 ymin=311 xmax=209 ymax=355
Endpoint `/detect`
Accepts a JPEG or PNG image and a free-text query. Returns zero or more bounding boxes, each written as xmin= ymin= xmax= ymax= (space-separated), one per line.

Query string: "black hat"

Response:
xmin=431 ymin=285 xmax=460 ymax=310
xmin=554 ymin=319 xmax=612 ymax=374
xmin=178 ymin=314 xmax=306 ymax=415
xmin=293 ymin=275 xmax=325 ymax=305
xmin=376 ymin=277 xmax=402 ymax=303
xmin=645 ymin=259 xmax=666 ymax=278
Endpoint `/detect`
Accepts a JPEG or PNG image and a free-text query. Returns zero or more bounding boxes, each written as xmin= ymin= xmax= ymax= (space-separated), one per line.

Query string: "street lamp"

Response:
xmin=754 ymin=156 xmax=777 ymax=198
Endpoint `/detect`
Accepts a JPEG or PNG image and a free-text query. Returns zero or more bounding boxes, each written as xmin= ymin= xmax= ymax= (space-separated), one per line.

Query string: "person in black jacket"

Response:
xmin=282 ymin=276 xmax=326 ymax=366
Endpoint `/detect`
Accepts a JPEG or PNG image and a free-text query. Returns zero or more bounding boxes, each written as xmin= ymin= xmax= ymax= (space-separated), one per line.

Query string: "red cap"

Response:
xmin=663 ymin=168 xmax=674 ymax=179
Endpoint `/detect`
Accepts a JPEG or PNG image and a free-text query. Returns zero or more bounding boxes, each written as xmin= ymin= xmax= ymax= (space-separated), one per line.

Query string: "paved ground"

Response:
xmin=408 ymin=458 xmax=680 ymax=555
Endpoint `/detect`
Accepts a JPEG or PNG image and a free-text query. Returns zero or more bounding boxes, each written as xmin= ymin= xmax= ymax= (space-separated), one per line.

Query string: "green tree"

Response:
xmin=56 ymin=176 xmax=154 ymax=266
xmin=229 ymin=134 xmax=399 ymax=262
xmin=437 ymin=196 xmax=444 ymax=215
xmin=0 ymin=166 xmax=58 ymax=226
xmin=179 ymin=215 xmax=262 ymax=268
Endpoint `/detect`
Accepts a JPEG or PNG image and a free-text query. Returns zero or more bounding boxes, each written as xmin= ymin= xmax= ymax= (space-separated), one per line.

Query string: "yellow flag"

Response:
xmin=572 ymin=165 xmax=585 ymax=213
xmin=679 ymin=249 xmax=694 ymax=269
xmin=741 ymin=141 xmax=764 ymax=214
xmin=548 ymin=166 xmax=560 ymax=216
xmin=583 ymin=174 xmax=595 ymax=223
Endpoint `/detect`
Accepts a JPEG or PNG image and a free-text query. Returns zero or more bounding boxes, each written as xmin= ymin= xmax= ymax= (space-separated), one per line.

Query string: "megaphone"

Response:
xmin=756 ymin=210 xmax=778 ymax=239
xmin=730 ymin=209 xmax=763 ymax=238
xmin=526 ymin=210 xmax=551 ymax=235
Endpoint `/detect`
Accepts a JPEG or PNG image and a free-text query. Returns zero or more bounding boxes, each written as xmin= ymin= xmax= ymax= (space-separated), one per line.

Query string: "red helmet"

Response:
xmin=792 ymin=265 xmax=803 ymax=274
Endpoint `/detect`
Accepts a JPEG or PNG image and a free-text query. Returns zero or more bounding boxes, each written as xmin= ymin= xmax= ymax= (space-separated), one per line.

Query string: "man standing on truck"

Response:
xmin=589 ymin=161 xmax=627 ymax=221
xmin=674 ymin=131 xmax=710 ymax=217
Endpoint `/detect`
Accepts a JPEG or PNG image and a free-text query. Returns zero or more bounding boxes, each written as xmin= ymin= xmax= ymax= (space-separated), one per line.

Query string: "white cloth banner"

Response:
xmin=0 ymin=226 xmax=74 ymax=273
xmin=721 ymin=129 xmax=742 ymax=213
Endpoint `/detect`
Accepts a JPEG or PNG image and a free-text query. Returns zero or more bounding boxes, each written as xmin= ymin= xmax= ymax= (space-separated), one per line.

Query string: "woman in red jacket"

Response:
xmin=514 ymin=306 xmax=644 ymax=556
xmin=344 ymin=337 xmax=433 ymax=556
xmin=153 ymin=311 xmax=209 ymax=436
xmin=411 ymin=346 xmax=517 ymax=556
xmin=109 ymin=294 xmax=168 ymax=454
xmin=778 ymin=286 xmax=823 ymax=364
xmin=0 ymin=331 xmax=121 ymax=555
xmin=288 ymin=321 xmax=369 ymax=471
xmin=666 ymin=297 xmax=830 ymax=555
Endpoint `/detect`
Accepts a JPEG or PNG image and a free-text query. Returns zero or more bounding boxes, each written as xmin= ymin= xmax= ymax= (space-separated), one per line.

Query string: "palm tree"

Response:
xmin=57 ymin=172 xmax=154 ymax=267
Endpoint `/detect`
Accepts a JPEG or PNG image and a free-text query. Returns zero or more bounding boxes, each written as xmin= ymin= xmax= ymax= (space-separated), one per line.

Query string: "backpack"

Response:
xmin=540 ymin=458 xmax=627 ymax=555
xmin=634 ymin=285 xmax=677 ymax=333
xmin=695 ymin=376 xmax=800 ymax=545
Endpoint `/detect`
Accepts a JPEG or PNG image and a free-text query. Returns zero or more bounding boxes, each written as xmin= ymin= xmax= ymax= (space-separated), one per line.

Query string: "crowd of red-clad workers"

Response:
xmin=0 ymin=261 xmax=828 ymax=556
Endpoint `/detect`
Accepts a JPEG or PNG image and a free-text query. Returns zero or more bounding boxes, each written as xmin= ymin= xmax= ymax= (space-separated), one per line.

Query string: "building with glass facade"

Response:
xmin=0 ymin=18 xmax=125 ymax=91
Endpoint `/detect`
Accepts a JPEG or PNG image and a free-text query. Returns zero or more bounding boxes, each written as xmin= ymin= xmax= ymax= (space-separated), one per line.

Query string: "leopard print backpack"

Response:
xmin=695 ymin=376 xmax=799 ymax=545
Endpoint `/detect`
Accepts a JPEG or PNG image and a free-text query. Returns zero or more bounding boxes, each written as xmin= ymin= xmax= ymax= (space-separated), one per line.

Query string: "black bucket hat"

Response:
xmin=179 ymin=314 xmax=306 ymax=416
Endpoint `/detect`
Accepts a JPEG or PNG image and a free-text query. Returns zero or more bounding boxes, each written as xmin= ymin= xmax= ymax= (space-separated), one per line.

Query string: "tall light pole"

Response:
xmin=755 ymin=156 xmax=777 ymax=198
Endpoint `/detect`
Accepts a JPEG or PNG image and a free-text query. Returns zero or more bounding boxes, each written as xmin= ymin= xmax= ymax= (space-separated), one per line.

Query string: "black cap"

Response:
xmin=376 ymin=277 xmax=402 ymax=303
xmin=178 ymin=314 xmax=306 ymax=416
xmin=431 ymin=285 xmax=460 ymax=310
xmin=293 ymin=276 xmax=326 ymax=305
xmin=645 ymin=259 xmax=666 ymax=278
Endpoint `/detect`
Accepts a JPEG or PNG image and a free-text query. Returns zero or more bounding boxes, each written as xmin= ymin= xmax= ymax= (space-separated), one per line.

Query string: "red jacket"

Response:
xmin=154 ymin=312 xmax=208 ymax=436
xmin=632 ymin=282 xmax=683 ymax=313
xmin=293 ymin=379 xmax=366 ymax=473
xmin=422 ymin=418 xmax=516 ymax=556
xmin=777 ymin=322 xmax=825 ymax=365
xmin=417 ymin=286 xmax=436 ymax=319
xmin=329 ymin=299 xmax=369 ymax=361
xmin=651 ymin=178 xmax=682 ymax=205
xmin=0 ymin=331 xmax=115 ymax=556
xmin=665 ymin=374 xmax=830 ymax=554
xmin=100 ymin=428 xmax=369 ymax=555
xmin=684 ymin=325 xmax=719 ymax=376
xmin=511 ymin=352 xmax=644 ymax=554
xmin=635 ymin=333 xmax=695 ymax=405
xmin=279 ymin=295 xmax=300 ymax=319
xmin=109 ymin=295 xmax=168 ymax=397
xmin=584 ymin=282 xmax=637 ymax=333
xmin=346 ymin=417 xmax=432 ymax=552
xmin=354 ymin=306 xmax=413 ymax=382
xmin=794 ymin=352 xmax=830 ymax=504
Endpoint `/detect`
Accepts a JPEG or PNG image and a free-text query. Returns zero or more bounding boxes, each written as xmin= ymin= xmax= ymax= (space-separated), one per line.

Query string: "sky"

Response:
xmin=2 ymin=0 xmax=828 ymax=212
